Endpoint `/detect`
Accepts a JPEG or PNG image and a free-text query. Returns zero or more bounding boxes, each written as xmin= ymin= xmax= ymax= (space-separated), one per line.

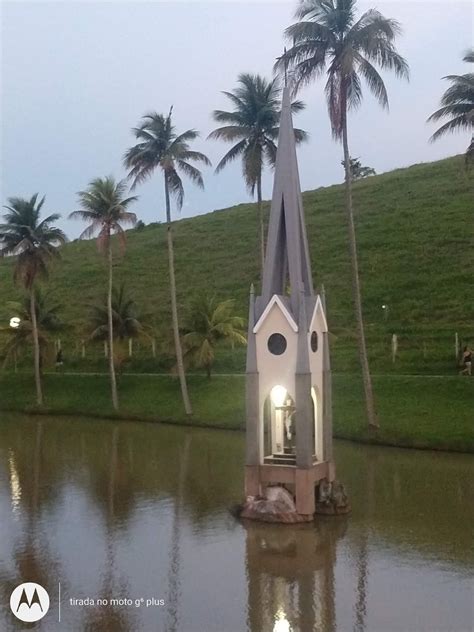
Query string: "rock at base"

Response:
xmin=235 ymin=480 xmax=351 ymax=523
xmin=315 ymin=480 xmax=351 ymax=515
xmin=238 ymin=486 xmax=313 ymax=524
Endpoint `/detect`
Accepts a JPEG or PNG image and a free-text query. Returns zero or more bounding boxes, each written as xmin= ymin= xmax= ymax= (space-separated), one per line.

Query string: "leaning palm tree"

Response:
xmin=0 ymin=195 xmax=66 ymax=404
xmin=182 ymin=295 xmax=246 ymax=378
xmin=278 ymin=0 xmax=409 ymax=428
xmin=0 ymin=291 xmax=63 ymax=370
xmin=124 ymin=108 xmax=211 ymax=416
xmin=428 ymin=49 xmax=474 ymax=164
xmin=69 ymin=177 xmax=137 ymax=410
xmin=208 ymin=73 xmax=307 ymax=274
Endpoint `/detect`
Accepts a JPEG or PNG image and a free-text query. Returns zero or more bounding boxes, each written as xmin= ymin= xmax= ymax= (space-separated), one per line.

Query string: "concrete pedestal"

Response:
xmin=244 ymin=460 xmax=336 ymax=521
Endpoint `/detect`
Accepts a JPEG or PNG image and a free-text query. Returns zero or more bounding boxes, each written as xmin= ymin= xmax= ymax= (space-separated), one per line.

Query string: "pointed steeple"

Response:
xmin=261 ymin=87 xmax=313 ymax=314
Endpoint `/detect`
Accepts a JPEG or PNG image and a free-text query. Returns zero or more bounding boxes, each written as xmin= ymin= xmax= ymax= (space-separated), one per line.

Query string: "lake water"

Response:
xmin=0 ymin=414 xmax=472 ymax=631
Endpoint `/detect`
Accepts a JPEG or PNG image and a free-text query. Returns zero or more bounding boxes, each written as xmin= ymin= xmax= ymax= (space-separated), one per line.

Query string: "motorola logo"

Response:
xmin=10 ymin=582 xmax=50 ymax=623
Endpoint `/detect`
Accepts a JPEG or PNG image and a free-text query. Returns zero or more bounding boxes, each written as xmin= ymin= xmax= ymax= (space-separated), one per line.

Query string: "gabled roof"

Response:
xmin=309 ymin=295 xmax=328 ymax=333
xmin=260 ymin=86 xmax=314 ymax=315
xmin=253 ymin=295 xmax=298 ymax=334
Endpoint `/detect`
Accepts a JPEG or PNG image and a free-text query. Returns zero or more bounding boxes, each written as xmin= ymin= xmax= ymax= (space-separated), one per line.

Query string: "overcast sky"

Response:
xmin=1 ymin=0 xmax=472 ymax=238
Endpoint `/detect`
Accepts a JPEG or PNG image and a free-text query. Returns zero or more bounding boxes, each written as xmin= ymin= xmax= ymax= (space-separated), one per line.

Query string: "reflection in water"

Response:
xmin=273 ymin=610 xmax=291 ymax=632
xmin=165 ymin=433 xmax=191 ymax=632
xmin=245 ymin=518 xmax=346 ymax=632
xmin=0 ymin=414 xmax=472 ymax=632
xmin=0 ymin=420 xmax=61 ymax=630
xmin=8 ymin=450 xmax=21 ymax=516
xmin=353 ymin=533 xmax=368 ymax=632
xmin=353 ymin=449 xmax=375 ymax=632
xmin=83 ymin=425 xmax=134 ymax=632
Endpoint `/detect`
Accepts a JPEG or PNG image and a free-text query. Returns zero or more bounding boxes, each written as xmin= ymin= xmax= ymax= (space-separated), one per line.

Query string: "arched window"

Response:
xmin=263 ymin=387 xmax=296 ymax=463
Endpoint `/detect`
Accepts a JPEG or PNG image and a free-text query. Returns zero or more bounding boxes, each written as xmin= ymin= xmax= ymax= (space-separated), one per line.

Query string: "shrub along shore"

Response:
xmin=0 ymin=372 xmax=472 ymax=453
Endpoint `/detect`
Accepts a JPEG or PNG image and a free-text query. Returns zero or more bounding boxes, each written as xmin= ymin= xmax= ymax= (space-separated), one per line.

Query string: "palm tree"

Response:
xmin=124 ymin=108 xmax=211 ymax=416
xmin=342 ymin=157 xmax=376 ymax=180
xmin=0 ymin=290 xmax=63 ymax=371
xmin=0 ymin=195 xmax=66 ymax=404
xmin=89 ymin=283 xmax=145 ymax=342
xmin=88 ymin=283 xmax=148 ymax=370
xmin=182 ymin=295 xmax=246 ymax=378
xmin=428 ymin=49 xmax=474 ymax=164
xmin=208 ymin=73 xmax=307 ymax=274
xmin=278 ymin=0 xmax=409 ymax=428
xmin=69 ymin=177 xmax=137 ymax=410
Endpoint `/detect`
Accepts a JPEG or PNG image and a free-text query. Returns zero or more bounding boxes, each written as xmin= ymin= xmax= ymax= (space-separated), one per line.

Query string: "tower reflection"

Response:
xmin=244 ymin=517 xmax=347 ymax=632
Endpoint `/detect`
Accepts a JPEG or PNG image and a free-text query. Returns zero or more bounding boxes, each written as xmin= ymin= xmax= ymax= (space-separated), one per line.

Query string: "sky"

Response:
xmin=1 ymin=0 xmax=472 ymax=238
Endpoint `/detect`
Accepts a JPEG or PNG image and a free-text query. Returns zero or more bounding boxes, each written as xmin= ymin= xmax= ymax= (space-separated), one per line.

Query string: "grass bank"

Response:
xmin=1 ymin=373 xmax=472 ymax=453
xmin=1 ymin=155 xmax=473 ymax=375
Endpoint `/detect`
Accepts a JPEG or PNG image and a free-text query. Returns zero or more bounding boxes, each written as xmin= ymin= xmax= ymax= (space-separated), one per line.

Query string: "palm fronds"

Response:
xmin=277 ymin=0 xmax=409 ymax=138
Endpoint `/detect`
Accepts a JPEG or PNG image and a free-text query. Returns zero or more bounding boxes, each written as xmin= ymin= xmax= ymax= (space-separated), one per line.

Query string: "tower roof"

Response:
xmin=261 ymin=86 xmax=314 ymax=313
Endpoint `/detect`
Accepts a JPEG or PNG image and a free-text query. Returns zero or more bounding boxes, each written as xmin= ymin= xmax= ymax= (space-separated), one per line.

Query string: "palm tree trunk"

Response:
xmin=341 ymin=109 xmax=378 ymax=429
xmin=164 ymin=175 xmax=192 ymax=416
xmin=257 ymin=174 xmax=265 ymax=277
xmin=107 ymin=240 xmax=119 ymax=411
xmin=30 ymin=288 xmax=43 ymax=406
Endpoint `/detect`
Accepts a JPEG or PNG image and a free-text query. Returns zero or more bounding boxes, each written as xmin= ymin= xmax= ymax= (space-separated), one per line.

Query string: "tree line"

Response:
xmin=1 ymin=0 xmax=472 ymax=424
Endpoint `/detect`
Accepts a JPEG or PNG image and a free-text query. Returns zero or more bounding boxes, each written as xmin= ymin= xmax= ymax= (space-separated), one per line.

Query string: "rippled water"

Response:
xmin=0 ymin=414 xmax=472 ymax=631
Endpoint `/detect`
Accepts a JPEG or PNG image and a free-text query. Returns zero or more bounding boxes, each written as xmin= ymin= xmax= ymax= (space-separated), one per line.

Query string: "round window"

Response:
xmin=267 ymin=333 xmax=287 ymax=355
xmin=310 ymin=331 xmax=318 ymax=352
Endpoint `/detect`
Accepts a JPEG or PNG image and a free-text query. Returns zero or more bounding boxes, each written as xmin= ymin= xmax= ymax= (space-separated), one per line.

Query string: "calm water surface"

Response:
xmin=0 ymin=414 xmax=472 ymax=632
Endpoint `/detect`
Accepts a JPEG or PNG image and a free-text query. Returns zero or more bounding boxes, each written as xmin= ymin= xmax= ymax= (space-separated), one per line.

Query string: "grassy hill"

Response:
xmin=0 ymin=155 xmax=472 ymax=375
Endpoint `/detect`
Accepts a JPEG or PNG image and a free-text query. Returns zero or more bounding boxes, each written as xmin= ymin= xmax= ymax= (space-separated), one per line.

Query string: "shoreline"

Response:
xmin=1 ymin=404 xmax=472 ymax=455
xmin=1 ymin=372 xmax=472 ymax=454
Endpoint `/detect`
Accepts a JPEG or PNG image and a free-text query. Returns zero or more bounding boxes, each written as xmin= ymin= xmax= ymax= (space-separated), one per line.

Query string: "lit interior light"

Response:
xmin=9 ymin=317 xmax=20 ymax=329
xmin=271 ymin=385 xmax=287 ymax=408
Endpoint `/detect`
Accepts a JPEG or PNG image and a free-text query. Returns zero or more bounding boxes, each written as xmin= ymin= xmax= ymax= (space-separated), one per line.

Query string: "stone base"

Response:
xmin=314 ymin=480 xmax=351 ymax=515
xmin=245 ymin=460 xmax=336 ymax=516
xmin=238 ymin=486 xmax=314 ymax=524
xmin=240 ymin=506 xmax=314 ymax=524
xmin=235 ymin=479 xmax=351 ymax=523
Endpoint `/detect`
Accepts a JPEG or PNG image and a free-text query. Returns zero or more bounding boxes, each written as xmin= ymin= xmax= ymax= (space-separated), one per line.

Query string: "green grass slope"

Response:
xmin=0 ymin=155 xmax=472 ymax=374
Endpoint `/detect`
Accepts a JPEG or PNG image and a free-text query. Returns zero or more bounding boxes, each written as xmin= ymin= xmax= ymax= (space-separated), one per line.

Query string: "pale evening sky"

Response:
xmin=1 ymin=0 xmax=472 ymax=238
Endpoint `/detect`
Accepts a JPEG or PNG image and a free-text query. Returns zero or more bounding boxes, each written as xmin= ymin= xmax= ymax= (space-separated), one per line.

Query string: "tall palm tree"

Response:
xmin=278 ymin=0 xmax=409 ymax=428
xmin=208 ymin=73 xmax=307 ymax=274
xmin=1 ymin=291 xmax=63 ymax=370
xmin=69 ymin=177 xmax=137 ymax=410
xmin=182 ymin=295 xmax=246 ymax=378
xmin=0 ymin=195 xmax=66 ymax=404
xmin=124 ymin=108 xmax=211 ymax=416
xmin=428 ymin=49 xmax=474 ymax=164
